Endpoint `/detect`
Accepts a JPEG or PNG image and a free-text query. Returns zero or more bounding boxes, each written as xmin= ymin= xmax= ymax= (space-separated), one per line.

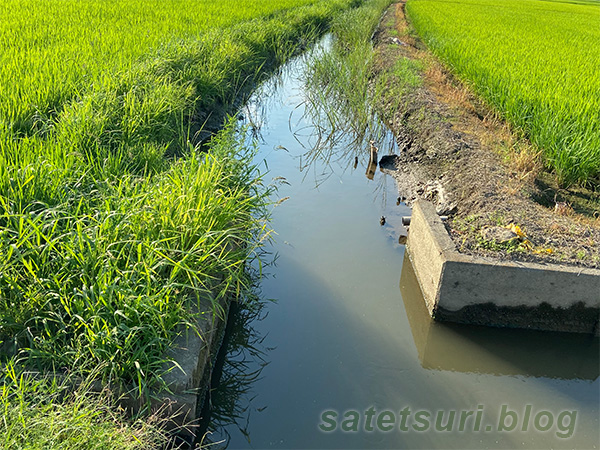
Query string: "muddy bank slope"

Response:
xmin=373 ymin=2 xmax=600 ymax=269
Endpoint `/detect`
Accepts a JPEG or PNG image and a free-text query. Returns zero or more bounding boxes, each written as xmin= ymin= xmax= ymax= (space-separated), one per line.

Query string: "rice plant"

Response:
xmin=406 ymin=0 xmax=600 ymax=186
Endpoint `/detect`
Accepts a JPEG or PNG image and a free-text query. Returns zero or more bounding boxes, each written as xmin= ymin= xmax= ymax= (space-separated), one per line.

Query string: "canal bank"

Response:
xmin=370 ymin=3 xmax=599 ymax=334
xmin=374 ymin=3 xmax=600 ymax=270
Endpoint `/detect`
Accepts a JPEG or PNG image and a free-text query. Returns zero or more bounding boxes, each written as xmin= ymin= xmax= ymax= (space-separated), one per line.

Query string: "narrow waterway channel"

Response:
xmin=200 ymin=38 xmax=599 ymax=450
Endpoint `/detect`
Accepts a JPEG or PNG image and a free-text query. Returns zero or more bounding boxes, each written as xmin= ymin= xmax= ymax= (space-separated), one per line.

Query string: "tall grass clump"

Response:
xmin=0 ymin=123 xmax=272 ymax=392
xmin=406 ymin=0 xmax=600 ymax=186
xmin=303 ymin=0 xmax=394 ymax=151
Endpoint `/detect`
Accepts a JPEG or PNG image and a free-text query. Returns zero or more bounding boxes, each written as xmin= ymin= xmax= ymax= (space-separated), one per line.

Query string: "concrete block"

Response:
xmin=399 ymin=252 xmax=599 ymax=379
xmin=116 ymin=294 xmax=230 ymax=443
xmin=406 ymin=200 xmax=600 ymax=334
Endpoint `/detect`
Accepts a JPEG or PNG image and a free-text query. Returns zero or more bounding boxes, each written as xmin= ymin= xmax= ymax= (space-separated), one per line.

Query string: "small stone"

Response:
xmin=436 ymin=202 xmax=457 ymax=216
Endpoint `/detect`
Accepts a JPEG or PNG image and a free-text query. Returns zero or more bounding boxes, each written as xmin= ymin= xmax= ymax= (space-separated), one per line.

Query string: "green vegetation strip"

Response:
xmin=0 ymin=0 xmax=345 ymax=133
xmin=406 ymin=0 xmax=600 ymax=186
xmin=304 ymin=0 xmax=395 ymax=147
xmin=0 ymin=0 xmax=361 ymax=442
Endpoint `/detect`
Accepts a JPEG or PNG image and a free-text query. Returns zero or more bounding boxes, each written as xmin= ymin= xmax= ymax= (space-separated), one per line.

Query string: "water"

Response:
xmin=201 ymin=39 xmax=600 ymax=449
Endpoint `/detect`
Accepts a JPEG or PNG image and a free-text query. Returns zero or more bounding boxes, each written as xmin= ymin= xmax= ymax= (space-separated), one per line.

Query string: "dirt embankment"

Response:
xmin=372 ymin=2 xmax=600 ymax=269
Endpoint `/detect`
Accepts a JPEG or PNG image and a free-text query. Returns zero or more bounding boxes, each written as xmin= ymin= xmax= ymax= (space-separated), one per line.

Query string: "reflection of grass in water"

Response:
xmin=299 ymin=0 xmax=395 ymax=176
xmin=200 ymin=288 xmax=271 ymax=448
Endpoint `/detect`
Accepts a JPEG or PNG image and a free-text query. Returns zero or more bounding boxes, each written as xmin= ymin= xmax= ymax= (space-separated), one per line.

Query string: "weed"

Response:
xmin=301 ymin=0 xmax=395 ymax=166
xmin=0 ymin=360 xmax=169 ymax=449
xmin=392 ymin=57 xmax=423 ymax=88
xmin=475 ymin=235 xmax=526 ymax=254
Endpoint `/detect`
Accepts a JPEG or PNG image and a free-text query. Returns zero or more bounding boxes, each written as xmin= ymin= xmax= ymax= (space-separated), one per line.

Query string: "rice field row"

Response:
xmin=0 ymin=0 xmax=329 ymax=132
xmin=405 ymin=0 xmax=600 ymax=186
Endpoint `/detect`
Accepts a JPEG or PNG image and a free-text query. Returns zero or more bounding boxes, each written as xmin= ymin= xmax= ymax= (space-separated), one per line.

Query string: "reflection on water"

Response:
xmin=242 ymin=35 xmax=398 ymax=191
xmin=366 ymin=144 xmax=378 ymax=181
xmin=400 ymin=253 xmax=600 ymax=380
xmin=204 ymin=34 xmax=600 ymax=450
xmin=197 ymin=299 xmax=271 ymax=448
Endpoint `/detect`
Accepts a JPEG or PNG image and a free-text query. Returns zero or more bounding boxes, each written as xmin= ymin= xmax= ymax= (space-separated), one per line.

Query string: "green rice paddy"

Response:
xmin=0 ymin=0 xmax=333 ymax=131
xmin=406 ymin=0 xmax=600 ymax=186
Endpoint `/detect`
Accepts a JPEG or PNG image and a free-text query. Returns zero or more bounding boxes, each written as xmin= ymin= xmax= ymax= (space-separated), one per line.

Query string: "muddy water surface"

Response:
xmin=201 ymin=40 xmax=600 ymax=450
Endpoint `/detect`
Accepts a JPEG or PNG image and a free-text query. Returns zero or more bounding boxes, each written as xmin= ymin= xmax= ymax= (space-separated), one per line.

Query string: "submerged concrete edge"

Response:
xmin=114 ymin=295 xmax=230 ymax=442
xmin=156 ymin=295 xmax=230 ymax=437
xmin=406 ymin=199 xmax=600 ymax=334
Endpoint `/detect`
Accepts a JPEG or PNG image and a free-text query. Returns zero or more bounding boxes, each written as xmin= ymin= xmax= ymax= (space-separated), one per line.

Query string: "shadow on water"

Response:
xmin=197 ymin=253 xmax=462 ymax=449
xmin=400 ymin=252 xmax=600 ymax=381
xmin=200 ymin=252 xmax=598 ymax=449
xmin=194 ymin=286 xmax=273 ymax=448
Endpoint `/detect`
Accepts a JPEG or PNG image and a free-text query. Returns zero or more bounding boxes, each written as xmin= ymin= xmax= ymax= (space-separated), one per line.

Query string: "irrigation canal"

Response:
xmin=199 ymin=38 xmax=599 ymax=449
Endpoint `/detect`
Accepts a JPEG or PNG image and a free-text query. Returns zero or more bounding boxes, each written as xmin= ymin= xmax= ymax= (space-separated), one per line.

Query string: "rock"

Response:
xmin=386 ymin=37 xmax=408 ymax=46
xmin=379 ymin=154 xmax=401 ymax=168
xmin=481 ymin=226 xmax=518 ymax=243
xmin=436 ymin=202 xmax=457 ymax=216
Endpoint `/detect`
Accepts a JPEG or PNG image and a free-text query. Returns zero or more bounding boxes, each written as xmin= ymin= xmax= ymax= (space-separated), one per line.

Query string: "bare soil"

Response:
xmin=373 ymin=2 xmax=600 ymax=269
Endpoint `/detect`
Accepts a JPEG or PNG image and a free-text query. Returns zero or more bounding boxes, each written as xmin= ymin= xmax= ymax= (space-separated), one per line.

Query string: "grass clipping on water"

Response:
xmin=405 ymin=0 xmax=600 ymax=186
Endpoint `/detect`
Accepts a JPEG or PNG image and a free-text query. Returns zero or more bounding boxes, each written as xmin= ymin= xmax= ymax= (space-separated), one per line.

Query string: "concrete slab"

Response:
xmin=2 ymin=295 xmax=231 ymax=446
xmin=406 ymin=200 xmax=600 ymax=334
xmin=399 ymin=251 xmax=600 ymax=379
xmin=154 ymin=295 xmax=229 ymax=430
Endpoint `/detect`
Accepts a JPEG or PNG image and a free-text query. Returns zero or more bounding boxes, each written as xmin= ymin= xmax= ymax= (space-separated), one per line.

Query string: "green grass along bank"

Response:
xmin=405 ymin=0 xmax=600 ymax=186
xmin=0 ymin=0 xmax=366 ymax=447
